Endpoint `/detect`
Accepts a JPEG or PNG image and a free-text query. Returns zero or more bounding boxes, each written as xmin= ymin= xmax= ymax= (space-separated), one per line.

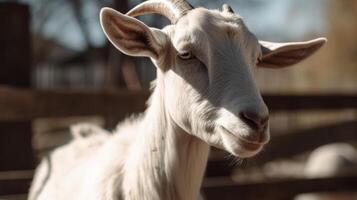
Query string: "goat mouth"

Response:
xmin=219 ymin=127 xmax=264 ymax=155
xmin=236 ymin=138 xmax=262 ymax=151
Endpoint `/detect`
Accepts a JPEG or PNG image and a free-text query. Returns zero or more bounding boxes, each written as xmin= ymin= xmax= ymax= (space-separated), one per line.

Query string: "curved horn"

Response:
xmin=222 ymin=4 xmax=234 ymax=14
xmin=126 ymin=0 xmax=194 ymax=24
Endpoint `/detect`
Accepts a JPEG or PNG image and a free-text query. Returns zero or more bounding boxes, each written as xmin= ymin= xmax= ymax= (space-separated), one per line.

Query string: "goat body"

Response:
xmin=30 ymin=89 xmax=209 ymax=200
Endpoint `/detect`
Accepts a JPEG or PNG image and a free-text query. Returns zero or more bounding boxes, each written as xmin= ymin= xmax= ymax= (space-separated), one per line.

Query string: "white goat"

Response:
xmin=28 ymin=1 xmax=326 ymax=200
xmin=296 ymin=143 xmax=357 ymax=200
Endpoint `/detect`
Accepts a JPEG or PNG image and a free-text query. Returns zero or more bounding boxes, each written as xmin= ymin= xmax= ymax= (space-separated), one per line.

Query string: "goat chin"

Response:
xmin=219 ymin=127 xmax=264 ymax=158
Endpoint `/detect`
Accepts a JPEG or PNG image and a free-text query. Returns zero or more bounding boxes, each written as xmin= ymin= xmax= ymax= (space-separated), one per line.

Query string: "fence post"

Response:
xmin=0 ymin=3 xmax=34 ymax=171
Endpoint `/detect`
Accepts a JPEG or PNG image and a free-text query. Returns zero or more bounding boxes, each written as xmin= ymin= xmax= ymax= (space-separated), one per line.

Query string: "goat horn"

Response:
xmin=126 ymin=0 xmax=194 ymax=24
xmin=222 ymin=4 xmax=234 ymax=14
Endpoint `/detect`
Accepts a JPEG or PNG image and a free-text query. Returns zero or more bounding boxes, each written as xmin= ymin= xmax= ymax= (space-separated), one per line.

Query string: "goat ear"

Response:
xmin=100 ymin=7 xmax=165 ymax=59
xmin=257 ymin=38 xmax=327 ymax=68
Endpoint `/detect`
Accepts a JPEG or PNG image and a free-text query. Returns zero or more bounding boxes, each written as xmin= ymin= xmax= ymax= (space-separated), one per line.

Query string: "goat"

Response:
xmin=296 ymin=143 xmax=357 ymax=200
xmin=28 ymin=1 xmax=326 ymax=199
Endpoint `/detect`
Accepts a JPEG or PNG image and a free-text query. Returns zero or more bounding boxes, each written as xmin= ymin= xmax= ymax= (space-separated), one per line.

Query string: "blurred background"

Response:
xmin=0 ymin=0 xmax=356 ymax=200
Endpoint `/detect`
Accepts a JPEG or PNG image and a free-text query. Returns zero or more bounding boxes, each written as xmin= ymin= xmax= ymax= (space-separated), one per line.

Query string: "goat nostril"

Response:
xmin=239 ymin=111 xmax=269 ymax=130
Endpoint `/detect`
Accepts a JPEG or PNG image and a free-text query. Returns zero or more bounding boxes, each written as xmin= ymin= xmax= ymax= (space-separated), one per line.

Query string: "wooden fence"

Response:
xmin=1 ymin=86 xmax=357 ymax=199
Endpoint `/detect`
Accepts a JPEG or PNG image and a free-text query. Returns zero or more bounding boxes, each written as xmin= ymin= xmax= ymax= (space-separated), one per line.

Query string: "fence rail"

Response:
xmin=1 ymin=86 xmax=357 ymax=121
xmin=0 ymin=87 xmax=149 ymax=121
xmin=2 ymin=175 xmax=357 ymax=200
xmin=203 ymin=175 xmax=357 ymax=200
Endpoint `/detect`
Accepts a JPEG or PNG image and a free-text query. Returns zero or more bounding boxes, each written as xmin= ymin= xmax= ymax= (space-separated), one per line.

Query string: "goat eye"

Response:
xmin=178 ymin=51 xmax=193 ymax=60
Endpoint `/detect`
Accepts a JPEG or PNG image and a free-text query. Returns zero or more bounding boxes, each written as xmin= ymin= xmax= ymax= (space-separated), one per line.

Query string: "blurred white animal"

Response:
xmin=296 ymin=143 xmax=357 ymax=200
xmin=29 ymin=1 xmax=326 ymax=199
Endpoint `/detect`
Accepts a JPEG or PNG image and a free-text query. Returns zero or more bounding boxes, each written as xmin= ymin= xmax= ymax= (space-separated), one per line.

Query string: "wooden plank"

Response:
xmin=1 ymin=87 xmax=357 ymax=121
xmin=264 ymin=94 xmax=357 ymax=112
xmin=0 ymin=87 xmax=150 ymax=121
xmin=0 ymin=171 xmax=32 ymax=196
xmin=0 ymin=194 xmax=27 ymax=200
xmin=0 ymin=171 xmax=33 ymax=181
xmin=0 ymin=179 xmax=31 ymax=196
xmin=2 ymin=175 xmax=357 ymax=198
xmin=203 ymin=175 xmax=357 ymax=200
